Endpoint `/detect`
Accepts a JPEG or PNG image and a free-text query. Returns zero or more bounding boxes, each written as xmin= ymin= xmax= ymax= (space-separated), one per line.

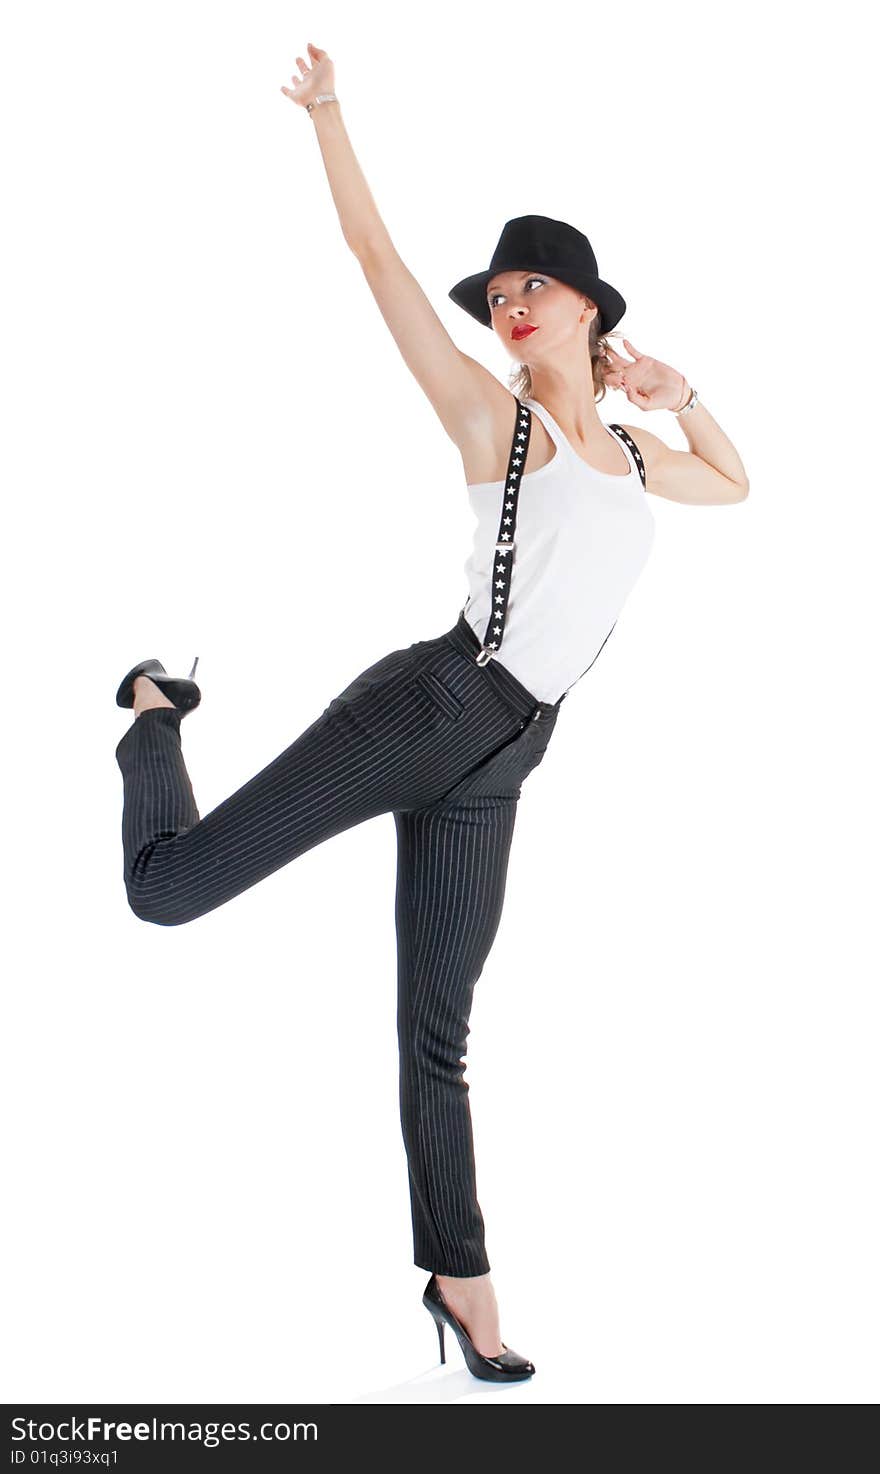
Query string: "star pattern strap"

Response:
xmin=606 ymin=424 xmax=647 ymax=489
xmin=475 ymin=399 xmax=532 ymax=666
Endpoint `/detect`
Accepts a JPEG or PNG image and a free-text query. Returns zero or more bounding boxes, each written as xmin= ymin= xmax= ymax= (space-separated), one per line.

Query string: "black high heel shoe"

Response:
xmin=422 ymin=1274 xmax=536 ymax=1382
xmin=115 ymin=656 xmax=201 ymax=715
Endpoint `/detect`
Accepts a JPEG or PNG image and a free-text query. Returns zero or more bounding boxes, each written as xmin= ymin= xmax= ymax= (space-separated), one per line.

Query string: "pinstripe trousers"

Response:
xmin=115 ymin=609 xmax=564 ymax=1276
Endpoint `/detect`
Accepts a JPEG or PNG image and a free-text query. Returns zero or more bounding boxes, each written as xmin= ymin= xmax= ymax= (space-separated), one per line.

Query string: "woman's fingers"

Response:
xmin=281 ymin=46 xmax=327 ymax=101
xmin=281 ymin=43 xmax=332 ymax=107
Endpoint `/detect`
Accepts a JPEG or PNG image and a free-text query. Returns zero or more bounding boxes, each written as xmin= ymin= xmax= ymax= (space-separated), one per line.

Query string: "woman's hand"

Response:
xmin=602 ymin=340 xmax=690 ymax=412
xmin=280 ymin=42 xmax=335 ymax=109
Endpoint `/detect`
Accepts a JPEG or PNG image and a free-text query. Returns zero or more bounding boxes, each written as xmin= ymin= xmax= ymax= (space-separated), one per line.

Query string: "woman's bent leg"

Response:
xmin=116 ymin=702 xmax=411 ymax=926
xmin=114 ymin=650 xmax=508 ymax=927
xmin=393 ymin=789 xmax=520 ymax=1277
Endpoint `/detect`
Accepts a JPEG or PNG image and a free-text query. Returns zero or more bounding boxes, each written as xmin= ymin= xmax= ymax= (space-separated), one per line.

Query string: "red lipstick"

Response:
xmin=511 ymin=324 xmax=537 ymax=341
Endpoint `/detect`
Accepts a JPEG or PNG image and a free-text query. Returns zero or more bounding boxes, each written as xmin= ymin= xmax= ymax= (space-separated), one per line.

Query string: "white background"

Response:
xmin=2 ymin=0 xmax=876 ymax=1405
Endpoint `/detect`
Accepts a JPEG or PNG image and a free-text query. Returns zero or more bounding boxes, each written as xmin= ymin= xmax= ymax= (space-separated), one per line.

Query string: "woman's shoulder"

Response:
xmin=458 ymin=385 xmax=557 ymax=489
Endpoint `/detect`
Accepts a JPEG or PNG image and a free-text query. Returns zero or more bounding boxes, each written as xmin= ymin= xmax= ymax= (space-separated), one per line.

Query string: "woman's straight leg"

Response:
xmin=391 ymin=680 xmax=563 ymax=1278
xmin=393 ymin=789 xmax=521 ymax=1277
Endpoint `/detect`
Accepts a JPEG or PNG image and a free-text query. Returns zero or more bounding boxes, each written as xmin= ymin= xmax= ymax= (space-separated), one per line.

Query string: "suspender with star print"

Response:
xmin=606 ymin=423 xmax=647 ymax=487
xmin=473 ymin=409 xmax=648 ymax=672
xmin=474 ymin=399 xmax=532 ymax=666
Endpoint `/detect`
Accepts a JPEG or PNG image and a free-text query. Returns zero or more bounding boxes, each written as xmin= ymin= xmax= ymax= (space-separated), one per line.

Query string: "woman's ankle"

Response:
xmin=133 ymin=675 xmax=175 ymax=716
xmin=436 ymin=1271 xmax=491 ymax=1289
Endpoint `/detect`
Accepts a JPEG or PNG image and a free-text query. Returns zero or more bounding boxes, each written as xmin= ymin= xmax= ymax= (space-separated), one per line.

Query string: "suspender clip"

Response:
xmin=475 ymin=647 xmax=495 ymax=666
xmin=495 ymin=540 xmax=515 ymax=553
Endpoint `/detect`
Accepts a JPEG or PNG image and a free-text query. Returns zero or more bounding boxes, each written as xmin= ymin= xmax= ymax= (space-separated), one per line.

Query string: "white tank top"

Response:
xmin=462 ymin=396 xmax=655 ymax=703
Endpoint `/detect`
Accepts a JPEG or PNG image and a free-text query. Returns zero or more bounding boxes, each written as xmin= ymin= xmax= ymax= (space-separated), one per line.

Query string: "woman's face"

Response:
xmin=486 ymin=271 xmax=597 ymax=362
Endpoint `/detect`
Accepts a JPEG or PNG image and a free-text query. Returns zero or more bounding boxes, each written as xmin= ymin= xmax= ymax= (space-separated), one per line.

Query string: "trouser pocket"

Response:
xmin=413 ymin=669 xmax=465 ymax=723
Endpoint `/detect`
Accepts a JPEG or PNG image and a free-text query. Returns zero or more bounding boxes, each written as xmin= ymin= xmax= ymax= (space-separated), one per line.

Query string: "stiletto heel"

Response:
xmin=115 ymin=655 xmax=202 ymax=715
xmin=422 ymin=1274 xmax=535 ymax=1382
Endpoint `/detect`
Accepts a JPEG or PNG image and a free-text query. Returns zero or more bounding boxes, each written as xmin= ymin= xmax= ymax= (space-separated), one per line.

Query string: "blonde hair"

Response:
xmin=507 ymin=302 xmax=622 ymax=405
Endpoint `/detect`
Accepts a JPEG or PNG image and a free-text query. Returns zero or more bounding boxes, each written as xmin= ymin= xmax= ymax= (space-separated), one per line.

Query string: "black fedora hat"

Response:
xmin=449 ymin=214 xmax=626 ymax=334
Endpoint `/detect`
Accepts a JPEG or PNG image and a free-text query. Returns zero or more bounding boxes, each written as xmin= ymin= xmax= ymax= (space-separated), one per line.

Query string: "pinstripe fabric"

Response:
xmin=115 ymin=609 xmax=563 ymax=1275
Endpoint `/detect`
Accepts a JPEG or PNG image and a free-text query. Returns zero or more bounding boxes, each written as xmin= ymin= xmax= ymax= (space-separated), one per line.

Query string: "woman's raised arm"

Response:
xmin=282 ymin=45 xmax=502 ymax=454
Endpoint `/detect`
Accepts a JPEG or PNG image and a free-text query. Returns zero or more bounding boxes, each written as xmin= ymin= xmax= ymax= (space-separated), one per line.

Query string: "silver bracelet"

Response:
xmin=674 ymin=383 xmax=699 ymax=415
xmin=306 ymin=92 xmax=339 ymax=116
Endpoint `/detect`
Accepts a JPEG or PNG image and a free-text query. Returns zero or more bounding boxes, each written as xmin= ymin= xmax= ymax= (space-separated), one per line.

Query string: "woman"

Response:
xmin=114 ymin=42 xmax=750 ymax=1384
